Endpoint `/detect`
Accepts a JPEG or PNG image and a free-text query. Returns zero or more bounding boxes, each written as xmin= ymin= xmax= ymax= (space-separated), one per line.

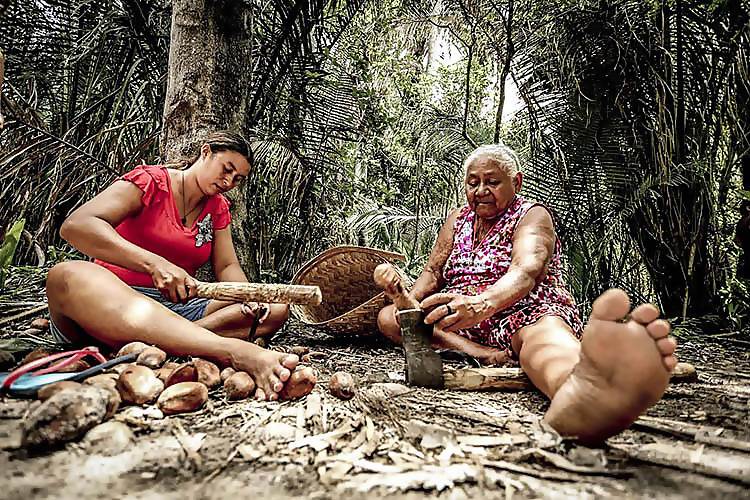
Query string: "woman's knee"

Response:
xmin=267 ymin=303 xmax=289 ymax=328
xmin=46 ymin=261 xmax=91 ymax=299
xmin=515 ymin=317 xmax=580 ymax=383
xmin=377 ymin=305 xmax=399 ymax=336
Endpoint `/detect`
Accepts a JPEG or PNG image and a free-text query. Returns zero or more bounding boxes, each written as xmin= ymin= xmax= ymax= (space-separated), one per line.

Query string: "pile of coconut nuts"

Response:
xmin=15 ymin=340 xmax=357 ymax=449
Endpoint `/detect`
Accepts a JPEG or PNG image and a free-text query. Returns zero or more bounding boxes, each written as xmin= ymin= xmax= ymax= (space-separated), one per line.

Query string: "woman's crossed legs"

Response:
xmin=378 ymin=289 xmax=677 ymax=443
xmin=45 ymin=261 xmax=297 ymax=401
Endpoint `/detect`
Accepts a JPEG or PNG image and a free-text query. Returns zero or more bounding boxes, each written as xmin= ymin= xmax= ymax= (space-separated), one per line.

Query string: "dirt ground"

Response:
xmin=0 ymin=269 xmax=749 ymax=499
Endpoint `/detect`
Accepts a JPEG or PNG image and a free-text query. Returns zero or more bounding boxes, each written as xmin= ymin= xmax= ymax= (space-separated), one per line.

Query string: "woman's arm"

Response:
xmin=211 ymin=227 xmax=248 ymax=282
xmin=61 ymin=181 xmax=167 ymax=274
xmin=409 ymin=208 xmax=462 ymax=301
xmin=480 ymin=206 xmax=556 ymax=310
xmin=422 ymin=206 xmax=555 ymax=331
xmin=61 ymin=180 xmax=195 ymax=302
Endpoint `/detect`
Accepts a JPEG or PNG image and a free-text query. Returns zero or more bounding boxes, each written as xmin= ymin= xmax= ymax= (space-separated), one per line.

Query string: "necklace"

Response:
xmin=472 ymin=216 xmax=500 ymax=251
xmin=180 ymin=171 xmax=201 ymax=225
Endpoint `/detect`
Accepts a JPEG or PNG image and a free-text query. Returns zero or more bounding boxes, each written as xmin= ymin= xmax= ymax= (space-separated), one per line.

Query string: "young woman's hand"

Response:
xmin=240 ymin=302 xmax=271 ymax=323
xmin=147 ymin=257 xmax=198 ymax=303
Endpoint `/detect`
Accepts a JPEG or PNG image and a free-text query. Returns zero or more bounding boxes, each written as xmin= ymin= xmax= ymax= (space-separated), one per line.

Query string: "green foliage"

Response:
xmin=2 ymin=0 xmax=749 ymax=331
xmin=0 ymin=219 xmax=26 ymax=288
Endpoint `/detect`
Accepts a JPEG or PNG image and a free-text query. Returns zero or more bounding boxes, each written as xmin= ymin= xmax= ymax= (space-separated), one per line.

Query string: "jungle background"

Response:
xmin=1 ymin=0 xmax=749 ymax=331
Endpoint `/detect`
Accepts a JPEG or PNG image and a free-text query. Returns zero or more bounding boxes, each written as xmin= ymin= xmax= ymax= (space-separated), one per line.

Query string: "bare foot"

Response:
xmin=544 ymin=289 xmax=677 ymax=444
xmin=228 ymin=340 xmax=299 ymax=401
xmin=432 ymin=325 xmax=509 ymax=366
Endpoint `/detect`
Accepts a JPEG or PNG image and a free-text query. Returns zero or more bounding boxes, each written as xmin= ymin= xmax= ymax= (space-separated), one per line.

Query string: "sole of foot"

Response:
xmin=544 ymin=288 xmax=677 ymax=445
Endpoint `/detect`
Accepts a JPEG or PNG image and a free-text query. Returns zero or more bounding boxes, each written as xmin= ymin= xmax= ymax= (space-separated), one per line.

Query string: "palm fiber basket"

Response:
xmin=290 ymin=245 xmax=413 ymax=336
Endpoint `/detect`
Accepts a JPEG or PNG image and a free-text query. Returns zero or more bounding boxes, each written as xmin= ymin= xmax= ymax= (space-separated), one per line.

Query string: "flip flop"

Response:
xmin=0 ymin=347 xmax=137 ymax=397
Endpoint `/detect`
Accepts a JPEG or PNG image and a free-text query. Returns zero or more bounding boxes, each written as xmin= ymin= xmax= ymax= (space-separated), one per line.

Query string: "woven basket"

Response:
xmin=290 ymin=245 xmax=413 ymax=336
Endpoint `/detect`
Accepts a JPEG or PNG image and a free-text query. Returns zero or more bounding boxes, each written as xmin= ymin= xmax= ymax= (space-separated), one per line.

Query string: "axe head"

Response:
xmin=398 ymin=308 xmax=444 ymax=388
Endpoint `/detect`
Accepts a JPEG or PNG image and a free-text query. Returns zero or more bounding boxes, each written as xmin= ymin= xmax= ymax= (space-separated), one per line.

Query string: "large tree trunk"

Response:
xmin=0 ymin=47 xmax=5 ymax=130
xmin=161 ymin=0 xmax=257 ymax=278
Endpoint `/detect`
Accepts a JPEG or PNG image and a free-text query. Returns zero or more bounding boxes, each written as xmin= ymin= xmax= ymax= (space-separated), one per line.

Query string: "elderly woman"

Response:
xmin=46 ymin=131 xmax=301 ymax=401
xmin=377 ymin=145 xmax=678 ymax=443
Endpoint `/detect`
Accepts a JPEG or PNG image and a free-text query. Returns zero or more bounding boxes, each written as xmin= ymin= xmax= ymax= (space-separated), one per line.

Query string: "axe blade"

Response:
xmin=398 ymin=308 xmax=444 ymax=388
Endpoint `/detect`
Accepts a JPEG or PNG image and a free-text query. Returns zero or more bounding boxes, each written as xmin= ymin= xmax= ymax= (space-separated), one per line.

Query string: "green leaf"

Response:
xmin=0 ymin=218 xmax=26 ymax=288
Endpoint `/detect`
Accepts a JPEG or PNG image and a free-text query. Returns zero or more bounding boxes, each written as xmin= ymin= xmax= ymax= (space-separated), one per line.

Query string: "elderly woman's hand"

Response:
xmin=421 ymin=292 xmax=495 ymax=331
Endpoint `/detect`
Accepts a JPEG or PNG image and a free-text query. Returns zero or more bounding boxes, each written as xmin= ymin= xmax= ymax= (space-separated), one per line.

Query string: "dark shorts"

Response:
xmin=49 ymin=286 xmax=211 ymax=344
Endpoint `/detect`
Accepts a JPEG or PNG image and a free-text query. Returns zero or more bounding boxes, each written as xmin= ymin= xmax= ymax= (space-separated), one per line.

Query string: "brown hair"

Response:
xmin=169 ymin=130 xmax=253 ymax=169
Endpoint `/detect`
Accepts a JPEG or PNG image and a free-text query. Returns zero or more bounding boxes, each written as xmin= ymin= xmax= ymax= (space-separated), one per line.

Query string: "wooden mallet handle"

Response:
xmin=373 ymin=263 xmax=419 ymax=310
xmin=194 ymin=280 xmax=322 ymax=305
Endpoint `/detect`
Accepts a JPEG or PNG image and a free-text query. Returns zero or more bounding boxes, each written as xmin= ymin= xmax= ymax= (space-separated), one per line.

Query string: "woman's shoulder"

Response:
xmin=121 ymin=164 xmax=170 ymax=191
xmin=208 ymin=193 xmax=231 ymax=212
xmin=205 ymin=193 xmax=232 ymax=230
xmin=449 ymin=205 xmax=472 ymax=219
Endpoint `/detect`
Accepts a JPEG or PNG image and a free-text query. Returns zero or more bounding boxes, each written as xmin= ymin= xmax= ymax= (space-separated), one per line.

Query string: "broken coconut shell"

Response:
xmin=83 ymin=421 xmax=134 ymax=456
xmin=157 ymin=382 xmax=208 ymax=415
xmin=21 ymin=348 xmax=51 ymax=366
xmin=98 ymin=385 xmax=122 ymax=418
xmin=30 ymin=318 xmax=50 ymax=331
xmin=37 ymin=381 xmax=82 ymax=401
xmin=154 ymin=362 xmax=180 ymax=383
xmin=136 ymin=346 xmax=167 ymax=369
xmin=300 ymin=351 xmax=326 ymax=364
xmin=111 ymin=362 xmax=136 ymax=375
xmin=117 ymin=365 xmax=164 ymax=405
xmin=22 ymin=385 xmax=111 ymax=448
xmin=279 ymin=366 xmax=317 ymax=400
xmin=220 ymin=366 xmax=236 ymax=383
xmin=83 ymin=373 xmax=119 ymax=390
xmin=116 ymin=341 xmax=150 ymax=358
xmin=193 ymin=358 xmax=220 ymax=388
xmin=56 ymin=359 xmax=90 ymax=373
xmin=290 ymin=346 xmax=309 ymax=357
xmin=328 ymin=371 xmax=356 ymax=400
xmin=165 ymin=362 xmax=198 ymax=387
xmin=224 ymin=371 xmax=255 ymax=400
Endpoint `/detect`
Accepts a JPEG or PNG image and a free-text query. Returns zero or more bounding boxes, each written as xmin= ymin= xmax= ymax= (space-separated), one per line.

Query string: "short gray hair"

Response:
xmin=463 ymin=144 xmax=522 ymax=177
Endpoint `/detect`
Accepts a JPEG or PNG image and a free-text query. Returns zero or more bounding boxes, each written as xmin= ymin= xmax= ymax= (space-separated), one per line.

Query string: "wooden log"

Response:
xmin=443 ymin=362 xmax=698 ymax=391
xmin=611 ymin=441 xmax=750 ymax=485
xmin=443 ymin=367 xmax=530 ymax=391
xmin=194 ymin=280 xmax=322 ymax=305
xmin=0 ymin=48 xmax=4 ymax=130
xmin=634 ymin=415 xmax=750 ymax=453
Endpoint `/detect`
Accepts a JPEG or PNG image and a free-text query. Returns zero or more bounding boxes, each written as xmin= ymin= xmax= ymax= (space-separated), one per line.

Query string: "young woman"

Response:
xmin=46 ymin=131 xmax=301 ymax=401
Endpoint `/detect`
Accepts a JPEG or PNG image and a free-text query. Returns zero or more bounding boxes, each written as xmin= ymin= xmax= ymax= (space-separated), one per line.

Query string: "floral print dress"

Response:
xmin=443 ymin=195 xmax=583 ymax=353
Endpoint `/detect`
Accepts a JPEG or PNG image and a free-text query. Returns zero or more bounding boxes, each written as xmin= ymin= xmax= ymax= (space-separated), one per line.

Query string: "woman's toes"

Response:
xmin=663 ymin=354 xmax=678 ymax=371
xmin=656 ymin=337 xmax=677 ymax=356
xmin=255 ymin=388 xmax=267 ymax=401
xmin=274 ymin=365 xmax=291 ymax=382
xmin=281 ymin=354 xmax=299 ymax=370
xmin=590 ymin=289 xmax=631 ymax=321
xmin=630 ymin=303 xmax=660 ymax=324
xmin=647 ymin=319 xmax=671 ymax=340
xmin=268 ymin=374 xmax=283 ymax=393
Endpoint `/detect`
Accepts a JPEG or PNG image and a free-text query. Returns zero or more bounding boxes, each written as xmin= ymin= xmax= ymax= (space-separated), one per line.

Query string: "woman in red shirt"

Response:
xmin=45 ymin=131 xmax=301 ymax=401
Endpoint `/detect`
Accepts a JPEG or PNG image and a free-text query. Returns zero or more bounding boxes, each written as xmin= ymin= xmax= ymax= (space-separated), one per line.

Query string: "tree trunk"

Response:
xmin=0 ymin=47 xmax=5 ymax=129
xmin=493 ymin=0 xmax=514 ymax=143
xmin=161 ymin=0 xmax=256 ymax=277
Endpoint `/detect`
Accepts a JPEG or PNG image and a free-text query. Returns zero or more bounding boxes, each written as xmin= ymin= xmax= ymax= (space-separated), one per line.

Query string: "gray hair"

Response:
xmin=463 ymin=144 xmax=522 ymax=177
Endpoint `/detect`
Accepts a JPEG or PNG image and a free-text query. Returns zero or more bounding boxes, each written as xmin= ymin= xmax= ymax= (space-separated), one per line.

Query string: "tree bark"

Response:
xmin=493 ymin=0 xmax=514 ymax=143
xmin=0 ymin=47 xmax=5 ymax=130
xmin=161 ymin=0 xmax=255 ymax=275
